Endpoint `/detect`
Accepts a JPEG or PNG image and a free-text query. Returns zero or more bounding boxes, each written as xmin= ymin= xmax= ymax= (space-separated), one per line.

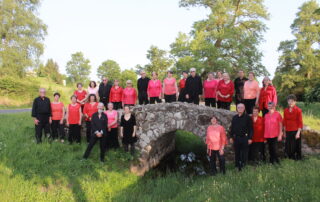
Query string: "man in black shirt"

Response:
xmin=185 ymin=68 xmax=203 ymax=105
xmin=83 ymin=103 xmax=108 ymax=162
xmin=98 ymin=77 xmax=112 ymax=108
xmin=31 ymin=88 xmax=51 ymax=143
xmin=234 ymin=70 xmax=248 ymax=105
xmin=230 ymin=103 xmax=253 ymax=171
xmin=137 ymin=70 xmax=150 ymax=105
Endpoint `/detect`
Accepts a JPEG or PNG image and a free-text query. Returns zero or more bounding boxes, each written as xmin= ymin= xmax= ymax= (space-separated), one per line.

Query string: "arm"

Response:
xmin=273 ymin=87 xmax=278 ymax=106
xmin=159 ymin=80 xmax=162 ymax=98
xmin=296 ymin=109 xmax=303 ymax=139
xmin=109 ymin=112 xmax=118 ymax=128
xmin=134 ymin=89 xmax=137 ymax=105
xmin=61 ymin=105 xmax=65 ymax=124
xmin=65 ymin=107 xmax=69 ymax=126
xmin=147 ymin=81 xmax=151 ymax=99
xmin=278 ymin=114 xmax=283 ymax=141
xmin=247 ymin=116 xmax=253 ymax=140
xmin=175 ymin=81 xmax=179 ymax=97
xmin=91 ymin=115 xmax=99 ymax=136
xmin=220 ymin=127 xmax=227 ymax=155
xmin=132 ymin=115 xmax=137 ymax=137
xmin=78 ymin=107 xmax=82 ymax=125
xmin=198 ymin=77 xmax=203 ymax=95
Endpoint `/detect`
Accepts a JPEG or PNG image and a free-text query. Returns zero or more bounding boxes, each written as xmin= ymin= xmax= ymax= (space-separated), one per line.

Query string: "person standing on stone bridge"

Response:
xmin=185 ymin=68 xmax=203 ymax=105
xmin=178 ymin=71 xmax=188 ymax=102
xmin=234 ymin=70 xmax=248 ymax=106
xmin=137 ymin=70 xmax=150 ymax=105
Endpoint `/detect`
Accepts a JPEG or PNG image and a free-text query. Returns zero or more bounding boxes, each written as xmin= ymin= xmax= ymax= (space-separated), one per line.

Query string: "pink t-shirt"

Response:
xmin=148 ymin=79 xmax=162 ymax=97
xmin=203 ymin=79 xmax=218 ymax=98
xmin=244 ymin=80 xmax=260 ymax=99
xmin=264 ymin=111 xmax=283 ymax=139
xmin=105 ymin=110 xmax=118 ymax=128
xmin=87 ymin=87 xmax=98 ymax=95
xmin=163 ymin=78 xmax=176 ymax=95
xmin=122 ymin=87 xmax=137 ymax=105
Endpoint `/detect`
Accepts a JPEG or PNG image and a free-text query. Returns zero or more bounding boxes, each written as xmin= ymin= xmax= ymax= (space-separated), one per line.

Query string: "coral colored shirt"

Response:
xmin=216 ymin=80 xmax=234 ymax=102
xmin=87 ymin=87 xmax=98 ymax=95
xmin=105 ymin=110 xmax=118 ymax=128
xmin=206 ymin=125 xmax=227 ymax=152
xmin=264 ymin=111 xmax=282 ymax=139
xmin=163 ymin=78 xmax=177 ymax=95
xmin=68 ymin=103 xmax=81 ymax=124
xmin=179 ymin=78 xmax=186 ymax=89
xmin=51 ymin=102 xmax=64 ymax=121
xmin=283 ymin=106 xmax=303 ymax=132
xmin=148 ymin=79 xmax=162 ymax=98
xmin=109 ymin=86 xmax=123 ymax=103
xmin=244 ymin=80 xmax=260 ymax=99
xmin=203 ymin=79 xmax=219 ymax=98
xmin=252 ymin=116 xmax=265 ymax=142
xmin=259 ymin=85 xmax=277 ymax=110
xmin=83 ymin=102 xmax=98 ymax=121
xmin=74 ymin=90 xmax=87 ymax=105
xmin=122 ymin=87 xmax=137 ymax=105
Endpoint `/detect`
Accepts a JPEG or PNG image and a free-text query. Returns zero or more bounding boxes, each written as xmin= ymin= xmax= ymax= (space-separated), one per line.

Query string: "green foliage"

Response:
xmin=170 ymin=0 xmax=269 ymax=78
xmin=97 ymin=60 xmax=121 ymax=82
xmin=119 ymin=69 xmax=138 ymax=88
xmin=273 ymin=1 xmax=320 ymax=100
xmin=305 ymin=82 xmax=320 ymax=103
xmin=66 ymin=52 xmax=91 ymax=84
xmin=0 ymin=0 xmax=47 ymax=77
xmin=37 ymin=59 xmax=63 ymax=84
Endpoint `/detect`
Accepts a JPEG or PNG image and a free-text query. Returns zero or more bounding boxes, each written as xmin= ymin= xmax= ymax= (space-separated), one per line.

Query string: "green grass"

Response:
xmin=1 ymin=112 xmax=320 ymax=201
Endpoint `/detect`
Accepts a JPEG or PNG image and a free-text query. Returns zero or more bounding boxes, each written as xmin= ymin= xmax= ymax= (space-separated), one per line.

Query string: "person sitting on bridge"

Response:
xmin=206 ymin=115 xmax=227 ymax=175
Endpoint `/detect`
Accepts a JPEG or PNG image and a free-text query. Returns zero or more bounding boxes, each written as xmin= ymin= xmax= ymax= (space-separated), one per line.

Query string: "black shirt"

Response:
xmin=234 ymin=77 xmax=248 ymax=98
xmin=31 ymin=96 xmax=51 ymax=118
xmin=185 ymin=75 xmax=203 ymax=96
xmin=98 ymin=82 xmax=112 ymax=99
xmin=137 ymin=77 xmax=150 ymax=94
xmin=230 ymin=113 xmax=253 ymax=139
xmin=91 ymin=112 xmax=108 ymax=136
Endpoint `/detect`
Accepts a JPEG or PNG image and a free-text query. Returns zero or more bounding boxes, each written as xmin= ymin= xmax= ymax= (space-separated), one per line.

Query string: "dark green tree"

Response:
xmin=97 ymin=60 xmax=121 ymax=82
xmin=38 ymin=59 xmax=63 ymax=84
xmin=66 ymin=52 xmax=91 ymax=83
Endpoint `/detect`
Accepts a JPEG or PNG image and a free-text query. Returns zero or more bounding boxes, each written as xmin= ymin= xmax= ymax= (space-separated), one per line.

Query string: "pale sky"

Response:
xmin=39 ymin=0 xmax=313 ymax=80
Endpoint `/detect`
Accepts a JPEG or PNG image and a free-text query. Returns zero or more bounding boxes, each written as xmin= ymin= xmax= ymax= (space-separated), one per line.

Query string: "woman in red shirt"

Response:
xmin=105 ymin=103 xmax=119 ymax=149
xmin=203 ymin=72 xmax=219 ymax=107
xmin=66 ymin=95 xmax=82 ymax=144
xmin=109 ymin=79 xmax=123 ymax=110
xmin=122 ymin=80 xmax=137 ymax=107
xmin=257 ymin=77 xmax=277 ymax=116
xmin=205 ymin=115 xmax=227 ymax=175
xmin=216 ymin=73 xmax=234 ymax=110
xmin=74 ymin=83 xmax=87 ymax=111
xmin=83 ymin=94 xmax=98 ymax=143
xmin=249 ymin=107 xmax=266 ymax=163
xmin=163 ymin=70 xmax=178 ymax=103
xmin=283 ymin=94 xmax=303 ymax=160
xmin=50 ymin=92 xmax=65 ymax=142
xmin=147 ymin=72 xmax=162 ymax=104
xmin=178 ymin=71 xmax=189 ymax=102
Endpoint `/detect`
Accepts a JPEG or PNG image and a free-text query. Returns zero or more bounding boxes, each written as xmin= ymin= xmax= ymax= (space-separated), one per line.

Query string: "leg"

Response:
xmin=234 ymin=138 xmax=241 ymax=170
xmin=130 ymin=143 xmax=135 ymax=155
xmin=99 ymin=136 xmax=107 ymax=161
xmin=68 ymin=124 xmax=74 ymax=144
xmin=111 ymin=128 xmax=119 ymax=148
xmin=295 ymin=133 xmax=302 ymax=160
xmin=75 ymin=125 xmax=81 ymax=143
xmin=86 ymin=121 xmax=91 ymax=143
xmin=123 ymin=144 xmax=129 ymax=152
xmin=209 ymin=150 xmax=218 ymax=175
xmin=149 ymin=97 xmax=155 ymax=104
xmin=217 ymin=152 xmax=226 ymax=174
xmin=205 ymin=98 xmax=210 ymax=106
xmin=285 ymin=131 xmax=295 ymax=159
xmin=51 ymin=120 xmax=58 ymax=140
xmin=155 ymin=97 xmax=162 ymax=103
xmin=212 ymin=98 xmax=216 ymax=108
xmin=83 ymin=135 xmax=98 ymax=159
xmin=35 ymin=124 xmax=43 ymax=144
xmin=226 ymin=102 xmax=231 ymax=110
xmin=58 ymin=122 xmax=65 ymax=140
xmin=193 ymin=95 xmax=199 ymax=105
xmin=240 ymin=137 xmax=249 ymax=168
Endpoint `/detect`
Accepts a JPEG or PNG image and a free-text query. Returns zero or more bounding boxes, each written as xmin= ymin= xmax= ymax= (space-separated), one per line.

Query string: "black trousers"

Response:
xmin=178 ymin=88 xmax=187 ymax=102
xmin=187 ymin=94 xmax=200 ymax=105
xmin=112 ymin=102 xmax=122 ymax=110
xmin=266 ymin=137 xmax=279 ymax=164
xmin=209 ymin=150 xmax=225 ymax=175
xmin=68 ymin=124 xmax=81 ymax=144
xmin=35 ymin=116 xmax=50 ymax=143
xmin=205 ymin=98 xmax=216 ymax=107
xmin=217 ymin=101 xmax=231 ymax=110
xmin=51 ymin=120 xmax=65 ymax=140
xmin=164 ymin=94 xmax=176 ymax=103
xmin=262 ymin=108 xmax=269 ymax=117
xmin=235 ymin=95 xmax=244 ymax=106
xmin=83 ymin=135 xmax=107 ymax=161
xmin=249 ymin=142 xmax=266 ymax=163
xmin=244 ymin=98 xmax=256 ymax=115
xmin=234 ymin=136 xmax=249 ymax=170
xmin=86 ymin=121 xmax=92 ymax=143
xmin=138 ymin=92 xmax=149 ymax=105
xmin=285 ymin=131 xmax=302 ymax=160
xmin=100 ymin=97 xmax=109 ymax=108
xmin=149 ymin=97 xmax=162 ymax=104
xmin=123 ymin=143 xmax=135 ymax=155
xmin=107 ymin=128 xmax=120 ymax=149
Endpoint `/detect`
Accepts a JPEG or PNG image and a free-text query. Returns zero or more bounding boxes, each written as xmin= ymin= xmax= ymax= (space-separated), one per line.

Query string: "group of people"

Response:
xmin=31 ymin=68 xmax=303 ymax=172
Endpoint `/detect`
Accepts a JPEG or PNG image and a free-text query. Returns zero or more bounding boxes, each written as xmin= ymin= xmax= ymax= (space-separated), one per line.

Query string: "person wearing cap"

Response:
xmin=122 ymin=80 xmax=137 ymax=107
xmin=264 ymin=102 xmax=283 ymax=164
xmin=185 ymin=68 xmax=203 ymax=105
xmin=147 ymin=72 xmax=162 ymax=104
xmin=137 ymin=70 xmax=150 ymax=105
xmin=98 ymin=77 xmax=112 ymax=108
xmin=234 ymin=70 xmax=248 ymax=105
xmin=178 ymin=71 xmax=189 ymax=102
xmin=229 ymin=103 xmax=253 ymax=171
xmin=283 ymin=94 xmax=303 ymax=160
xmin=31 ymin=88 xmax=52 ymax=143
xmin=163 ymin=70 xmax=178 ymax=103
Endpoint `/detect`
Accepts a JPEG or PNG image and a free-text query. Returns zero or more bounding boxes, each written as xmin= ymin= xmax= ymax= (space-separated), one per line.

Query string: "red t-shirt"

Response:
xmin=216 ymin=80 xmax=234 ymax=102
xmin=122 ymin=87 xmax=137 ymax=105
xmin=110 ymin=86 xmax=123 ymax=103
xmin=83 ymin=102 xmax=98 ymax=121
xmin=203 ymin=79 xmax=219 ymax=98
xmin=252 ymin=116 xmax=265 ymax=142
xmin=179 ymin=78 xmax=186 ymax=89
xmin=148 ymin=79 xmax=162 ymax=98
xmin=163 ymin=78 xmax=177 ymax=95
xmin=51 ymin=102 xmax=64 ymax=121
xmin=264 ymin=111 xmax=282 ymax=139
xmin=259 ymin=85 xmax=277 ymax=110
xmin=283 ymin=105 xmax=303 ymax=132
xmin=74 ymin=90 xmax=87 ymax=105
xmin=68 ymin=103 xmax=81 ymax=124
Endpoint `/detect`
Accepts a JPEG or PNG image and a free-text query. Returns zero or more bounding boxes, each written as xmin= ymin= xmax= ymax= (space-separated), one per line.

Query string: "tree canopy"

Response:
xmin=37 ymin=59 xmax=63 ymax=84
xmin=97 ymin=60 xmax=121 ymax=82
xmin=66 ymin=52 xmax=91 ymax=84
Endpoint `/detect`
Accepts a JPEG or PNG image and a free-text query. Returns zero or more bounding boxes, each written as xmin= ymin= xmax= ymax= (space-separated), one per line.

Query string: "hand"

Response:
xmin=78 ymin=122 xmax=81 ymax=126
xmin=283 ymin=132 xmax=286 ymax=138
xmin=219 ymin=149 xmax=224 ymax=156
xmin=248 ymin=139 xmax=252 ymax=145
xmin=120 ymin=133 xmax=123 ymax=138
xmin=108 ymin=127 xmax=111 ymax=132
xmin=148 ymin=97 xmax=150 ymax=101
xmin=277 ymin=135 xmax=282 ymax=142
xmin=34 ymin=119 xmax=39 ymax=125
xmin=295 ymin=132 xmax=300 ymax=139
xmin=60 ymin=119 xmax=63 ymax=125
xmin=49 ymin=119 xmax=52 ymax=124
xmin=66 ymin=122 xmax=69 ymax=127
xmin=264 ymin=140 xmax=267 ymax=143
xmin=132 ymin=133 xmax=136 ymax=137
xmin=186 ymin=94 xmax=189 ymax=99
xmin=229 ymin=138 xmax=233 ymax=144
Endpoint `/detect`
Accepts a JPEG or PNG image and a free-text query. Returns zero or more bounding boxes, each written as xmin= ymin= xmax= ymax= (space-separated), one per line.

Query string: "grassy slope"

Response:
xmin=0 ymin=113 xmax=320 ymax=201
